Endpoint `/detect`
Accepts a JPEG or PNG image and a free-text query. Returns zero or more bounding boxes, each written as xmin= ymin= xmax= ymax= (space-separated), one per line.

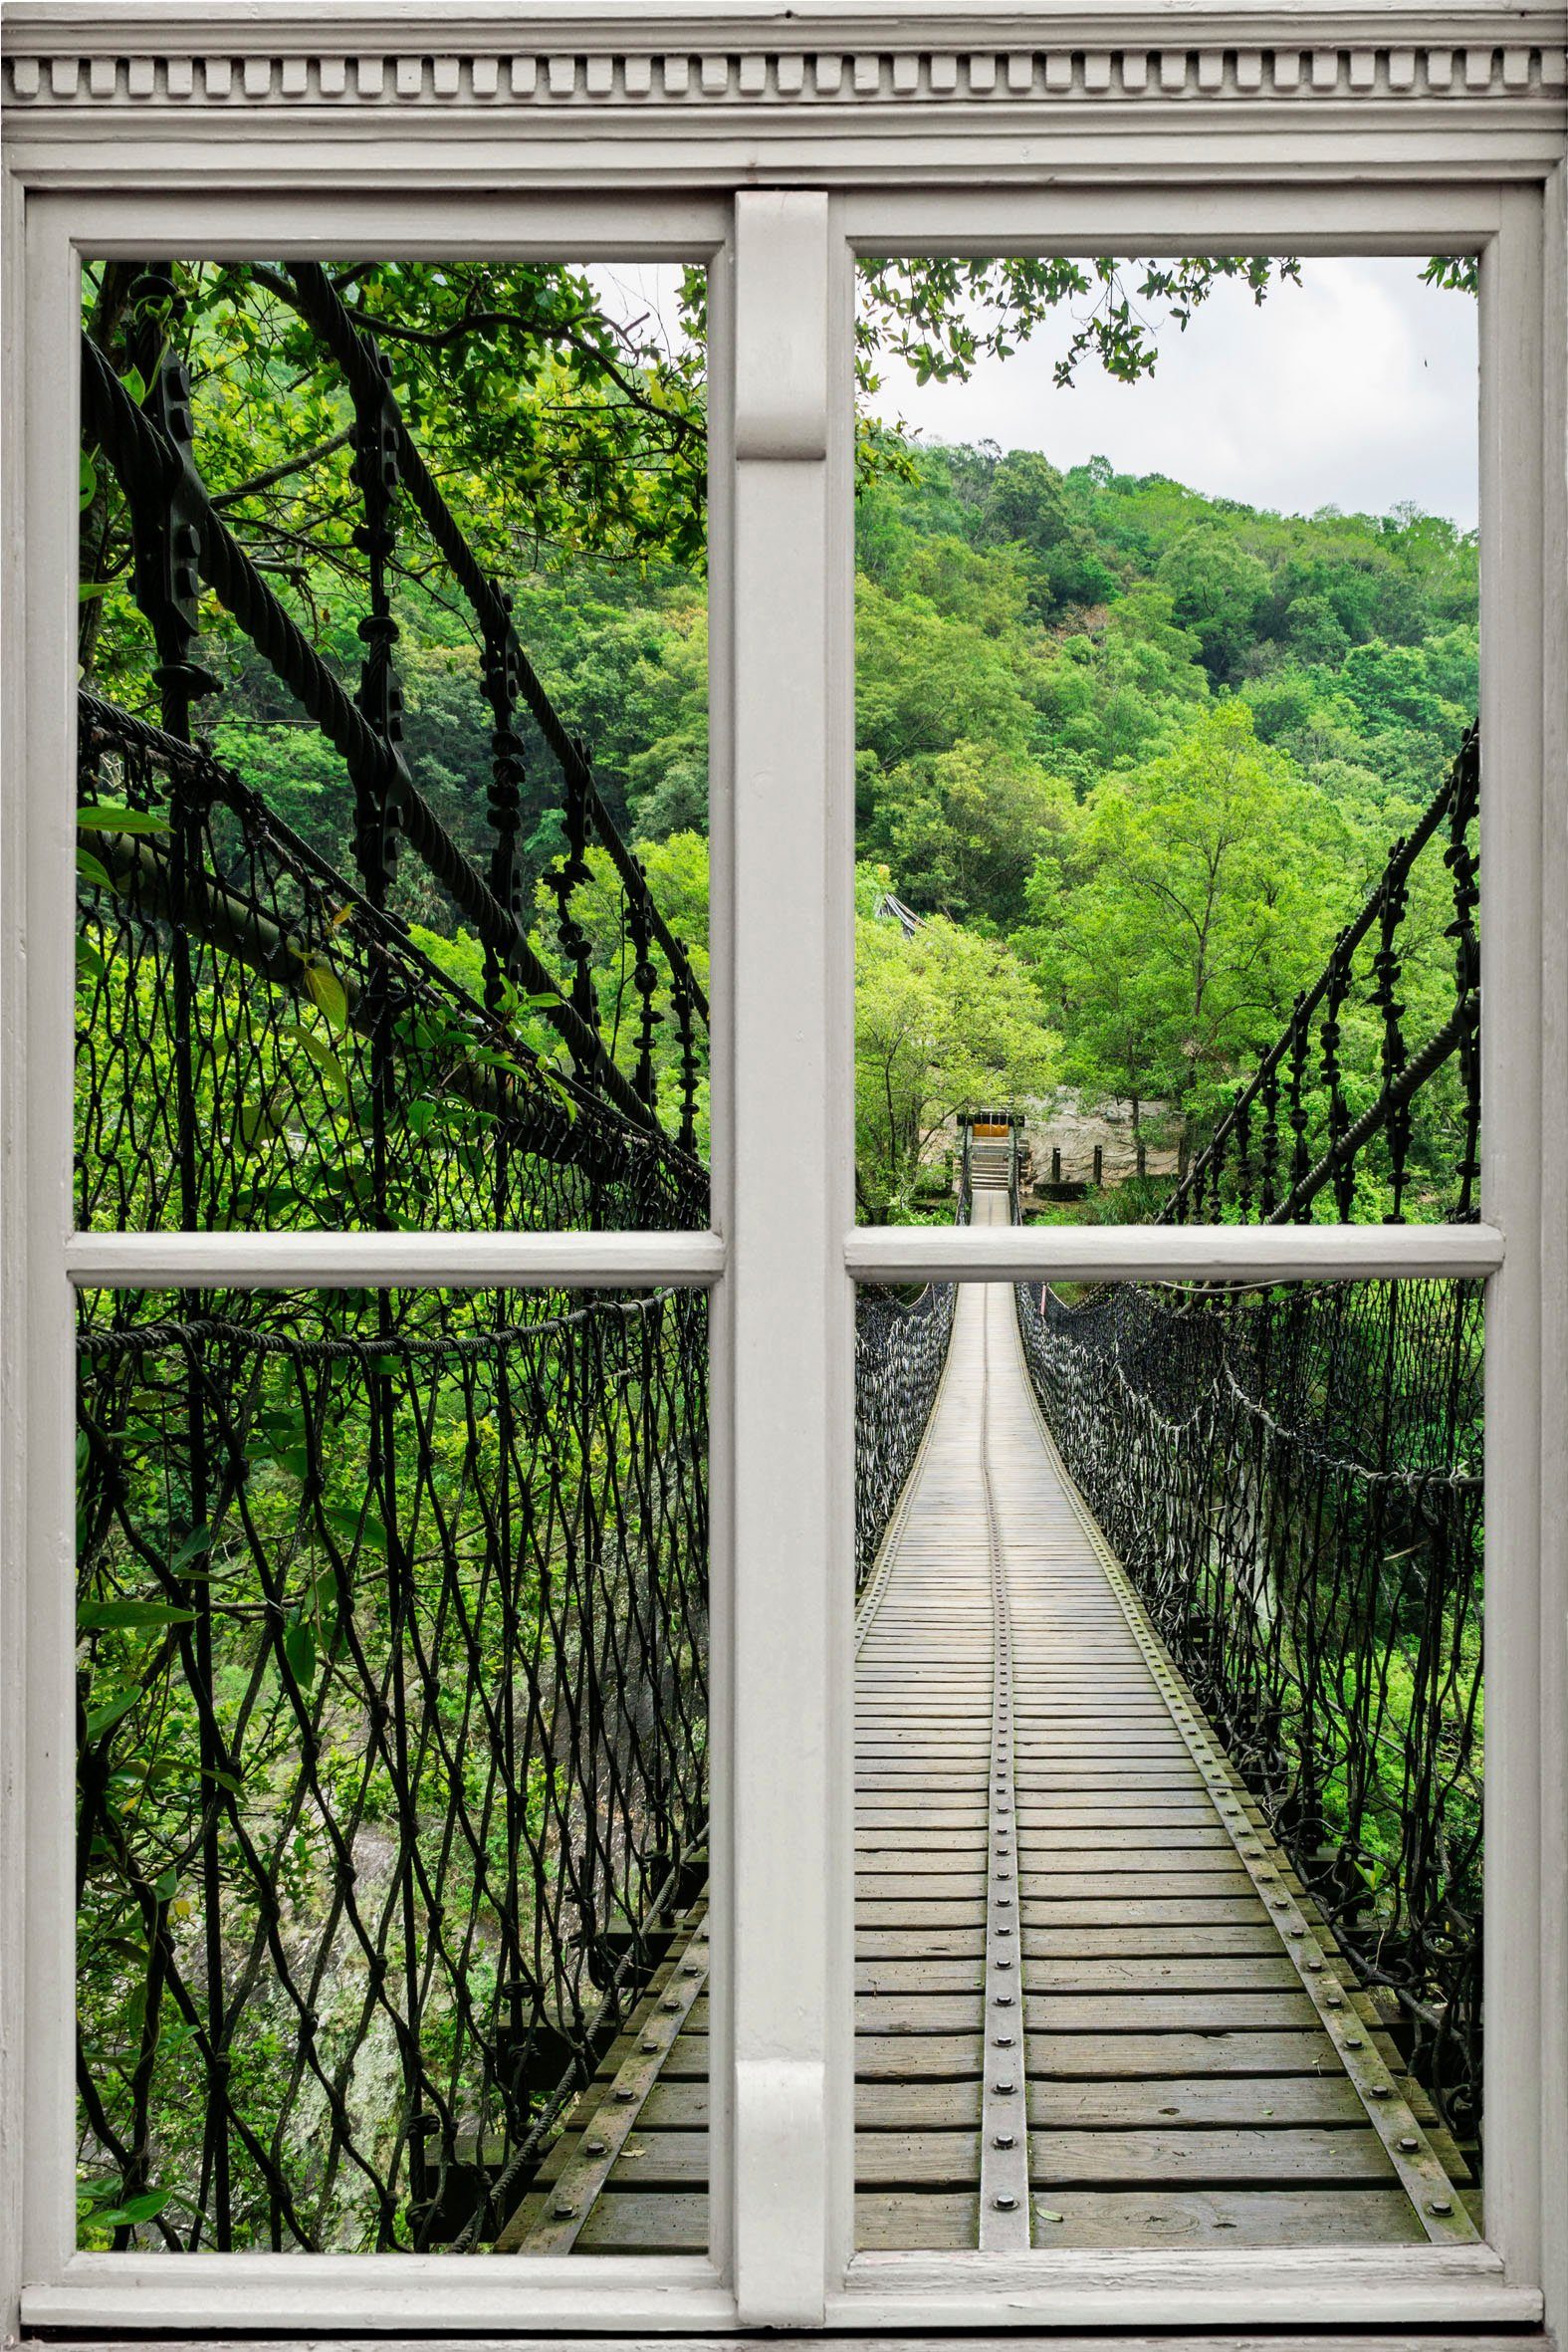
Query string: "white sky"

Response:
xmin=591 ymin=255 xmax=1478 ymax=531
xmin=866 ymin=258 xmax=1477 ymax=530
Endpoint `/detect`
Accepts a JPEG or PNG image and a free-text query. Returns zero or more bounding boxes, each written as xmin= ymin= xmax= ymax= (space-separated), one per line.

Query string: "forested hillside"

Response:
xmin=82 ymin=257 xmax=1476 ymax=1218
xmin=183 ymin=436 xmax=1473 ymax=1217
xmin=848 ymin=441 xmax=1476 ymax=1213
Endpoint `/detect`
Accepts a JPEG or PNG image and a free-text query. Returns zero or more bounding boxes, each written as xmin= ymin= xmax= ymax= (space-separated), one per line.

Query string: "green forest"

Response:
xmin=204 ymin=440 xmax=1478 ymax=1221
xmin=852 ymin=441 xmax=1476 ymax=1214
xmin=81 ymin=258 xmax=1477 ymax=1222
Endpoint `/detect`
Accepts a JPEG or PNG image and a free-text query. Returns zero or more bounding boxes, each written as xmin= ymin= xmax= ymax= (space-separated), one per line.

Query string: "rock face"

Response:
xmin=943 ymin=1090 xmax=1183 ymax=1195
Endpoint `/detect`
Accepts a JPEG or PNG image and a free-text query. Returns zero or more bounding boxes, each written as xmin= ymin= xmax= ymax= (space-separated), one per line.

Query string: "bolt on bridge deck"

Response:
xmin=501 ymin=1205 xmax=1476 ymax=2255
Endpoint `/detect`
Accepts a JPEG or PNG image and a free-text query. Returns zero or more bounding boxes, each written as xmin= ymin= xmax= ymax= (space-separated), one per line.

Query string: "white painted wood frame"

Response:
xmin=2 ymin=4 xmax=1565 ymax=2341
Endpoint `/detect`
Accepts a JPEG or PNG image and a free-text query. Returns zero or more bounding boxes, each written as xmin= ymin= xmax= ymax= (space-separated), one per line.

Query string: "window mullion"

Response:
xmin=1476 ymin=185 xmax=1549 ymax=2291
xmin=725 ymin=188 xmax=846 ymax=2328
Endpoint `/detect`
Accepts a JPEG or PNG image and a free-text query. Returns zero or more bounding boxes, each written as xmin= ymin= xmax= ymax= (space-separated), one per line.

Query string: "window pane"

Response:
xmin=854 ymin=1257 xmax=1482 ymax=2249
xmin=78 ymin=256 xmax=709 ymax=1233
xmin=851 ymin=255 xmax=1478 ymax=1231
xmin=76 ymin=1285 xmax=710 ymax=2253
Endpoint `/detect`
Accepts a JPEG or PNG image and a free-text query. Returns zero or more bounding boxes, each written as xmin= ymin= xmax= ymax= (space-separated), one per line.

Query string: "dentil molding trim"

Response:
xmin=3 ymin=2 xmax=1565 ymax=116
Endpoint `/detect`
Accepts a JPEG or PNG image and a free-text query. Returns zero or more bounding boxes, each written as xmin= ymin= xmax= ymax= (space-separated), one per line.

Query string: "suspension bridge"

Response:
xmin=73 ymin=261 xmax=1484 ymax=2259
xmin=499 ymin=1181 xmax=1476 ymax=2255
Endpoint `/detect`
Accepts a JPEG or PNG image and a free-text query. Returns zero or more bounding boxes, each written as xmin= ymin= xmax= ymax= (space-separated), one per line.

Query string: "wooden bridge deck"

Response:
xmin=501 ymin=1199 xmax=1476 ymax=2256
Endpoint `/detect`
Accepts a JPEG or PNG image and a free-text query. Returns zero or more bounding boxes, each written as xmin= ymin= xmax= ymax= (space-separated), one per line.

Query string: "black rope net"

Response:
xmin=1162 ymin=725 xmax=1479 ymax=1230
xmin=78 ymin=1285 xmax=708 ymax=2252
xmin=1014 ymin=1275 xmax=1482 ymax=2138
xmin=77 ymin=698 xmax=704 ymax=1240
xmin=1014 ymin=728 xmax=1485 ymax=2146
xmin=78 ymin=260 xmax=710 ymax=1195
xmin=75 ymin=262 xmax=712 ymax=2253
xmin=853 ymin=1129 xmax=975 ymax=1587
xmin=854 ymin=1282 xmax=958 ymax=1589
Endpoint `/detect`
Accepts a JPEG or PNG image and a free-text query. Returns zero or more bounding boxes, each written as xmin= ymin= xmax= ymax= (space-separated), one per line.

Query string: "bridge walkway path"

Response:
xmin=501 ymin=1194 xmax=1476 ymax=2255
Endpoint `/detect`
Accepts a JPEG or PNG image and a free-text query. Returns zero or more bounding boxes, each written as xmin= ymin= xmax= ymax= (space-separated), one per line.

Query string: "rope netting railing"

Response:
xmin=1014 ymin=725 xmax=1484 ymax=2144
xmin=79 ymin=260 xmax=709 ymax=1181
xmin=854 ymin=1283 xmax=959 ymax=1590
xmin=77 ymin=697 xmax=705 ymax=1238
xmin=77 ymin=1285 xmax=708 ymax=2252
xmin=74 ymin=262 xmax=712 ymax=2252
xmin=1015 ymin=1276 xmax=1482 ymax=2138
xmin=1162 ymin=724 xmax=1479 ymax=1229
xmin=852 ymin=1128 xmax=977 ymax=1589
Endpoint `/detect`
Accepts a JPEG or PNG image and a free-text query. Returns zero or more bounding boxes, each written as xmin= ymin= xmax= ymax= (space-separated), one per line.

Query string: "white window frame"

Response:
xmin=2 ymin=5 xmax=1564 ymax=2341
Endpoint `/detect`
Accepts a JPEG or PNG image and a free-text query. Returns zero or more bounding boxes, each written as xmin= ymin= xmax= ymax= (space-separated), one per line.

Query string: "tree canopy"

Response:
xmin=82 ymin=256 xmax=1478 ymax=1219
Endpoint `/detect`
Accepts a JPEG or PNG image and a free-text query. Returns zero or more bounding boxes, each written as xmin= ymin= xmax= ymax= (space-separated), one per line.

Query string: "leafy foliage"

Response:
xmin=854 ymin=876 xmax=1055 ymax=1219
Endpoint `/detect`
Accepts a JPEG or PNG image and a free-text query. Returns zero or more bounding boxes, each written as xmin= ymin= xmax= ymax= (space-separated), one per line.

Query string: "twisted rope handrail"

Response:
xmin=80 ymin=330 xmax=678 ymax=1137
xmin=1161 ymin=723 xmax=1479 ymax=1228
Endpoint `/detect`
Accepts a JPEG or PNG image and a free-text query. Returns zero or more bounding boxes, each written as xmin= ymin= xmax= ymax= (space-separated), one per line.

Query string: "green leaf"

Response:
xmin=78 ymin=804 xmax=169 ymax=836
xmin=281 ymin=1613 xmax=318 ymax=1686
xmin=84 ymin=1688 xmax=140 ymax=1741
xmin=78 ymin=935 xmax=107 ymax=984
xmin=301 ymin=962 xmax=349 ymax=1033
xmin=119 ymin=364 xmax=147 ymax=406
xmin=77 ymin=847 xmax=115 ymax=893
xmin=79 ymin=1598 xmax=196 ymax=1633
xmin=170 ymin=1525 xmax=215 ymax=1568
xmin=96 ymin=2187 xmax=172 ymax=2227
xmin=80 ymin=450 xmax=99 ymax=511
xmin=277 ymin=1021 xmax=349 ymax=1101
xmin=323 ymin=1504 xmax=388 ymax=1554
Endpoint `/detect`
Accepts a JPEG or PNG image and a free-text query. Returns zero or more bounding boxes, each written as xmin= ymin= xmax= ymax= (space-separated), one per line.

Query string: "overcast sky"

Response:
xmin=865 ymin=258 xmax=1478 ymax=530
xmin=590 ymin=255 xmax=1477 ymax=532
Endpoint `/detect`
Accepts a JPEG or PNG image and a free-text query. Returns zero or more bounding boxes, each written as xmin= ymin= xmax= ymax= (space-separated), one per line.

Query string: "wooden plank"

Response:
xmin=1023 ymin=2188 xmax=1426 ymax=2246
xmin=1020 ymin=1871 xmax=1257 ymax=1901
xmin=854 ymin=1992 xmax=984 ymax=2031
xmin=850 ymin=2188 xmax=1425 ymax=2251
xmin=1022 ymin=1925 xmax=1283 ymax=1957
xmin=855 ymin=1900 xmax=986 ymax=1928
xmin=856 ymin=1873 xmax=989 ymax=1899
xmin=859 ymin=1927 xmax=986 ymax=1958
xmin=1016 ymin=1898 xmax=1272 ymax=1927
xmin=552 ymin=2130 xmax=709 ymax=2191
xmin=1026 ymin=2075 xmax=1371 ymax=2128
xmin=1027 ymin=2128 xmax=1398 ymax=2187
xmin=1016 ymin=1827 xmax=1235 ymax=1851
xmin=572 ymin=2192 xmax=710 ymax=2253
xmin=858 ymin=1959 xmax=983 ymax=1992
xmin=1020 ymin=2028 xmax=1405 ymax=2077
xmin=854 ymin=2031 xmax=982 ymax=2079
xmin=1020 ymin=1847 xmax=1250 ymax=1872
xmin=854 ymin=2192 xmax=978 ymax=2251
xmin=1024 ymin=1994 xmax=1327 ymax=2032
xmin=1020 ymin=1956 xmax=1304 ymax=1994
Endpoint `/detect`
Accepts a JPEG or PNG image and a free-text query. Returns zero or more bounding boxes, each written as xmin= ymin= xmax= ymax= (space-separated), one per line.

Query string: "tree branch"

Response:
xmin=210 ymin=427 xmax=355 ymax=510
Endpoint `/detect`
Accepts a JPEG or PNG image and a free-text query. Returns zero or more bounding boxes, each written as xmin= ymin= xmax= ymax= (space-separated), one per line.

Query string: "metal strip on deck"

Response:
xmin=502 ymin=1195 xmax=1475 ymax=2255
xmin=977 ymin=1301 xmax=1030 ymax=2247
